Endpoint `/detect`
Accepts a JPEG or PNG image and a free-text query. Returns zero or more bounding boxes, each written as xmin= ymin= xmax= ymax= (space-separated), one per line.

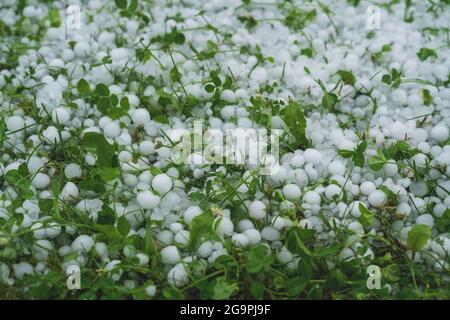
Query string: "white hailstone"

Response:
xmin=13 ymin=262 xmax=34 ymax=279
xmin=51 ymin=107 xmax=71 ymax=124
xmin=169 ymin=223 xmax=183 ymax=234
xmin=95 ymin=243 xmax=109 ymax=259
xmin=61 ymin=182 xmax=79 ymax=201
xmin=436 ymin=180 xmax=450 ymax=199
xmin=197 ymin=241 xmax=214 ymax=258
xmin=139 ymin=141 xmax=155 ymax=155
xmin=249 ymin=200 xmax=266 ymax=220
xmin=339 ymin=248 xmax=355 ymax=261
xmin=215 ymin=217 xmax=234 ymax=236
xmin=160 ymin=246 xmax=181 ymax=264
xmin=396 ymin=203 xmax=411 ymax=217
xmin=349 ymin=201 xmax=363 ymax=218
xmin=271 ymin=216 xmax=285 ymax=230
xmin=303 ymin=191 xmax=321 ymax=205
xmin=64 ymin=163 xmax=82 ymax=179
xmin=430 ymin=125 xmax=449 ymax=142
xmin=71 ymin=235 xmax=95 ymax=253
xmin=237 ymin=219 xmax=254 ymax=232
xmin=104 ymin=121 xmax=121 ymax=138
xmin=409 ymin=181 xmax=428 ymax=197
xmin=360 ymin=181 xmax=376 ymax=196
xmin=243 ymin=229 xmax=262 ymax=245
xmin=32 ymin=240 xmax=53 ymax=261
xmin=303 ymin=148 xmax=322 ymax=165
xmin=156 ymin=230 xmax=173 ymax=246
xmin=348 ymin=221 xmax=365 ymax=234
xmin=145 ymin=285 xmax=157 ymax=297
xmin=282 ymin=184 xmax=301 ymax=200
xmin=383 ymin=160 xmax=398 ymax=177
xmin=261 ymin=226 xmax=280 ymax=241
xmin=43 ymin=126 xmax=60 ymax=144
xmin=368 ymin=190 xmax=386 ymax=208
xmin=151 ymin=173 xmax=173 ymax=194
xmin=328 ymin=160 xmax=346 ymax=176
xmin=416 ymin=214 xmax=434 ymax=228
xmin=136 ymin=190 xmax=160 ymax=209
xmin=411 ymin=153 xmax=427 ymax=168
xmin=31 ymin=173 xmax=50 ymax=189
xmin=290 ymin=154 xmax=305 ymax=168
xmin=231 ymin=233 xmax=250 ymax=247
xmin=174 ymin=230 xmax=190 ymax=247
xmin=433 ymin=203 xmax=446 ymax=218
xmin=27 ymin=156 xmax=45 ymax=173
xmin=183 ymin=206 xmax=202 ymax=225
xmin=167 ymin=263 xmax=188 ymax=287
xmin=251 ymin=67 xmax=268 ymax=84
xmin=325 ymin=184 xmax=342 ymax=201
xmin=6 ymin=116 xmax=25 ymax=131
xmin=131 ymin=108 xmax=150 ymax=126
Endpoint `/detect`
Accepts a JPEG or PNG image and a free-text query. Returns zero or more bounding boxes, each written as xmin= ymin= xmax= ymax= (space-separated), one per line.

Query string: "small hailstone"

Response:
xmin=231 ymin=233 xmax=249 ymax=247
xmin=383 ymin=161 xmax=398 ymax=177
xmin=396 ymin=203 xmax=411 ymax=217
xmin=360 ymin=181 xmax=376 ymax=195
xmin=131 ymin=108 xmax=150 ymax=126
xmin=27 ymin=156 xmax=45 ymax=173
xmin=215 ymin=217 xmax=234 ymax=236
xmin=64 ymin=163 xmax=82 ymax=179
xmin=183 ymin=206 xmax=202 ymax=225
xmin=156 ymin=230 xmax=173 ymax=246
xmin=71 ymin=235 xmax=95 ymax=253
xmin=151 ymin=173 xmax=173 ymax=194
xmin=95 ymin=243 xmax=108 ymax=259
xmin=303 ymin=191 xmax=321 ymax=205
xmin=174 ymin=230 xmax=190 ymax=247
xmin=261 ymin=226 xmax=280 ymax=241
xmin=325 ymin=184 xmax=342 ymax=201
xmin=160 ymin=246 xmax=180 ymax=264
xmin=139 ymin=141 xmax=155 ymax=155
xmin=368 ymin=190 xmax=386 ymax=208
xmin=282 ymin=184 xmax=301 ymax=200
xmin=197 ymin=241 xmax=214 ymax=258
xmin=6 ymin=116 xmax=25 ymax=131
xmin=104 ymin=121 xmax=121 ymax=138
xmin=249 ymin=200 xmax=266 ymax=220
xmin=430 ymin=125 xmax=449 ymax=142
xmin=243 ymin=229 xmax=262 ymax=244
xmin=328 ymin=160 xmax=345 ymax=176
xmin=416 ymin=214 xmax=434 ymax=228
xmin=136 ymin=190 xmax=160 ymax=209
xmin=51 ymin=107 xmax=71 ymax=124
xmin=145 ymin=285 xmax=156 ymax=297
xmin=349 ymin=201 xmax=363 ymax=218
xmin=303 ymin=148 xmax=322 ymax=165
xmin=31 ymin=173 xmax=50 ymax=189
xmin=167 ymin=263 xmax=188 ymax=287
xmin=13 ymin=262 xmax=34 ymax=279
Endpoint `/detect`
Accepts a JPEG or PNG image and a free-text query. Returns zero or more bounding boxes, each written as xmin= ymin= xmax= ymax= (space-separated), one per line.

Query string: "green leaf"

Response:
xmin=95 ymin=83 xmax=110 ymax=96
xmin=246 ymin=244 xmax=275 ymax=273
xmin=82 ymin=132 xmax=116 ymax=167
xmin=281 ymin=101 xmax=310 ymax=147
xmin=114 ymin=0 xmax=127 ymax=9
xmin=422 ymin=89 xmax=433 ymax=106
xmin=358 ymin=203 xmax=375 ymax=228
xmin=336 ymin=70 xmax=356 ymax=86
xmin=407 ymin=224 xmax=431 ymax=253
xmin=211 ymin=277 xmax=238 ymax=299
xmin=77 ymin=79 xmax=90 ymax=94
xmin=169 ymin=66 xmax=181 ymax=82
xmin=95 ymin=224 xmax=124 ymax=242
xmin=250 ymin=282 xmax=265 ymax=299
xmin=287 ymin=275 xmax=309 ymax=296
xmin=48 ymin=9 xmax=61 ymax=27
xmin=338 ymin=149 xmax=354 ymax=158
xmin=368 ymin=153 xmax=386 ymax=171
xmin=117 ymin=216 xmax=130 ymax=237
xmin=189 ymin=212 xmax=213 ymax=247
xmin=417 ymin=47 xmax=437 ymax=61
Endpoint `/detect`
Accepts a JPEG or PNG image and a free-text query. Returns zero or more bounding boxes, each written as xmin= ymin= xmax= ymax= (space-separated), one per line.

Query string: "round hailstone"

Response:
xmin=303 ymin=191 xmax=321 ymax=205
xmin=396 ymin=203 xmax=411 ymax=217
xmin=360 ymin=181 xmax=376 ymax=196
xmin=416 ymin=214 xmax=434 ymax=228
xmin=325 ymin=184 xmax=342 ymax=201
xmin=27 ymin=156 xmax=45 ymax=173
xmin=64 ymin=163 xmax=82 ymax=179
xmin=32 ymin=173 xmax=50 ymax=189
xmin=232 ymin=233 xmax=249 ymax=247
xmin=51 ymin=107 xmax=71 ymax=125
xmin=174 ymin=230 xmax=190 ymax=247
xmin=131 ymin=108 xmax=150 ymax=126
xmin=136 ymin=191 xmax=161 ymax=209
xmin=139 ymin=141 xmax=155 ymax=155
xmin=183 ymin=206 xmax=202 ymax=225
xmin=349 ymin=201 xmax=363 ymax=218
xmin=282 ymin=184 xmax=301 ymax=200
xmin=160 ymin=246 xmax=180 ymax=264
xmin=71 ymin=235 xmax=95 ymax=252
xmin=328 ymin=160 xmax=346 ymax=176
xmin=303 ymin=149 xmax=322 ymax=165
xmin=430 ymin=125 xmax=449 ymax=142
xmin=6 ymin=116 xmax=25 ymax=131
xmin=261 ymin=226 xmax=280 ymax=241
xmin=197 ymin=241 xmax=213 ymax=258
xmin=409 ymin=181 xmax=428 ymax=197
xmin=151 ymin=173 xmax=173 ymax=194
xmin=243 ymin=229 xmax=262 ymax=244
xmin=104 ymin=121 xmax=121 ymax=138
xmin=368 ymin=190 xmax=387 ymax=208
xmin=167 ymin=264 xmax=188 ymax=287
xmin=249 ymin=200 xmax=266 ymax=220
xmin=383 ymin=160 xmax=398 ymax=177
xmin=145 ymin=285 xmax=156 ymax=297
xmin=215 ymin=217 xmax=234 ymax=236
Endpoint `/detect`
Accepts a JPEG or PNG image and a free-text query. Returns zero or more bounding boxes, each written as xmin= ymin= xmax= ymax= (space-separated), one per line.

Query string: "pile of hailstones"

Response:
xmin=1 ymin=0 xmax=450 ymax=293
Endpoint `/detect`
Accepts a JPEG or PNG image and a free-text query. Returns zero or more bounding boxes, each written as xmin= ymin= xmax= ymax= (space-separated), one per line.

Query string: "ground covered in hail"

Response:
xmin=1 ymin=0 xmax=450 ymax=300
